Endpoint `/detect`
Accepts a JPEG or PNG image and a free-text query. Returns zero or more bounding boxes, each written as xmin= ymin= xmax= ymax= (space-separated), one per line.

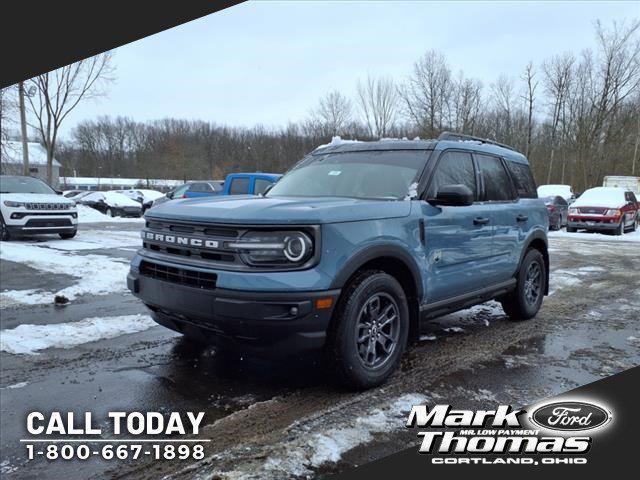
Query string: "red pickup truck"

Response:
xmin=567 ymin=187 xmax=639 ymax=235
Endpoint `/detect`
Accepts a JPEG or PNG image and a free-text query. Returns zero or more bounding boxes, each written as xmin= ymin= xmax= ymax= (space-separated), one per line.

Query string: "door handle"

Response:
xmin=473 ymin=217 xmax=490 ymax=225
xmin=516 ymin=214 xmax=528 ymax=222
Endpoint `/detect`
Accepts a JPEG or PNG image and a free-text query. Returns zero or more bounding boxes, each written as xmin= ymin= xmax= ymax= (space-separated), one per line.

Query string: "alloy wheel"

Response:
xmin=524 ymin=261 xmax=542 ymax=306
xmin=355 ymin=292 xmax=400 ymax=369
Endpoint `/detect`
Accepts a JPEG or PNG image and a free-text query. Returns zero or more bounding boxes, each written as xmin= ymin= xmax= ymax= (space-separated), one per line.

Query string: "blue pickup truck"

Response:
xmin=152 ymin=173 xmax=282 ymax=207
xmin=131 ymin=133 xmax=548 ymax=388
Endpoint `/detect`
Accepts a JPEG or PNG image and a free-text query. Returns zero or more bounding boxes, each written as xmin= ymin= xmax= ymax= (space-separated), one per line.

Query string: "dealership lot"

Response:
xmin=1 ymin=221 xmax=639 ymax=479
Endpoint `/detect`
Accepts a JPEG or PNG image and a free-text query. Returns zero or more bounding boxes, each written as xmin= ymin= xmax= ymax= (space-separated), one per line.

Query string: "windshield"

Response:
xmin=267 ymin=150 xmax=428 ymax=200
xmin=0 ymin=176 xmax=56 ymax=194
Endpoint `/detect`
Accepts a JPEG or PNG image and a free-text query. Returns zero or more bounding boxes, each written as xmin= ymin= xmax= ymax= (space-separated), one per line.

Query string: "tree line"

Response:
xmin=5 ymin=19 xmax=640 ymax=192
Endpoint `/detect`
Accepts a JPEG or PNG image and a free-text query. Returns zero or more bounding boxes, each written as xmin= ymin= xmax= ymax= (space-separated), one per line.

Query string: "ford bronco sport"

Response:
xmin=128 ymin=132 xmax=548 ymax=388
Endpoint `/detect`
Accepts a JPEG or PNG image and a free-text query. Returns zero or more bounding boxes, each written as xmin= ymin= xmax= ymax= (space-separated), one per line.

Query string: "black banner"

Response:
xmin=0 ymin=0 xmax=245 ymax=88
xmin=334 ymin=366 xmax=638 ymax=477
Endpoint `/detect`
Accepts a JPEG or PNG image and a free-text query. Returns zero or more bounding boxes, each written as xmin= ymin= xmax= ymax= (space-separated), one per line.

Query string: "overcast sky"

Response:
xmin=59 ymin=0 xmax=638 ymax=137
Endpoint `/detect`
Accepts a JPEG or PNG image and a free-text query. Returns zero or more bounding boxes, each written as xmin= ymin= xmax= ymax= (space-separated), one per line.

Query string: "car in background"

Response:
xmin=537 ymin=184 xmax=575 ymax=204
xmin=152 ymin=174 xmax=282 ymax=208
xmin=221 ymin=173 xmax=281 ymax=195
xmin=1 ymin=175 xmax=77 ymax=240
xmin=541 ymin=195 xmax=568 ymax=230
xmin=63 ymin=189 xmax=83 ymax=198
xmin=567 ymin=187 xmax=639 ymax=235
xmin=116 ymin=189 xmax=165 ymax=212
xmin=77 ymin=191 xmax=143 ymax=218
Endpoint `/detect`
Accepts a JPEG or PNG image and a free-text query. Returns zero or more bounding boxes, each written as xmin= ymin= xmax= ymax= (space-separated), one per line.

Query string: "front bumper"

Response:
xmin=114 ymin=207 xmax=142 ymax=217
xmin=127 ymin=268 xmax=340 ymax=357
xmin=3 ymin=212 xmax=77 ymax=235
xmin=567 ymin=219 xmax=620 ymax=231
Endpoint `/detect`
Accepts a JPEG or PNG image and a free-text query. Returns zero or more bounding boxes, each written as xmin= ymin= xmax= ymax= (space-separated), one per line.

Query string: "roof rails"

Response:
xmin=437 ymin=131 xmax=517 ymax=152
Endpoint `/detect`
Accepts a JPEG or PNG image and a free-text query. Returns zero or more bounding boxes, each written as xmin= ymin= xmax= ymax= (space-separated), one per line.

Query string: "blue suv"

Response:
xmin=128 ymin=132 xmax=548 ymax=388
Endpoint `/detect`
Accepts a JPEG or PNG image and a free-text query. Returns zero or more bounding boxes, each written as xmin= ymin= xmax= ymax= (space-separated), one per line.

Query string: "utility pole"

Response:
xmin=18 ymin=82 xmax=30 ymax=176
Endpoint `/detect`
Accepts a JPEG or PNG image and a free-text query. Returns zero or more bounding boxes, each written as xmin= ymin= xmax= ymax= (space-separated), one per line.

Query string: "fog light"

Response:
xmin=315 ymin=297 xmax=333 ymax=309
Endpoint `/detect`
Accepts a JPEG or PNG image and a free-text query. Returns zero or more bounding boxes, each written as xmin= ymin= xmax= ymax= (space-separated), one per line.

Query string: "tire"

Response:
xmin=566 ymin=226 xmax=577 ymax=233
xmin=106 ymin=207 xmax=115 ymax=218
xmin=614 ymin=218 xmax=624 ymax=236
xmin=500 ymin=249 xmax=546 ymax=321
xmin=326 ymin=270 xmax=409 ymax=389
xmin=0 ymin=218 xmax=11 ymax=241
xmin=59 ymin=230 xmax=77 ymax=239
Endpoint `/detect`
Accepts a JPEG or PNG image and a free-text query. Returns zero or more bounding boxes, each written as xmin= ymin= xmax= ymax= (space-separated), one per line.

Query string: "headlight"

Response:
xmin=606 ymin=209 xmax=621 ymax=216
xmin=227 ymin=230 xmax=314 ymax=267
xmin=569 ymin=208 xmax=578 ymax=215
xmin=3 ymin=201 xmax=25 ymax=208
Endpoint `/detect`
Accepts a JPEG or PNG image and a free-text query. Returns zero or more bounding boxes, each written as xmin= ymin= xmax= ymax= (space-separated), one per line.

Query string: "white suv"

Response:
xmin=0 ymin=175 xmax=78 ymax=241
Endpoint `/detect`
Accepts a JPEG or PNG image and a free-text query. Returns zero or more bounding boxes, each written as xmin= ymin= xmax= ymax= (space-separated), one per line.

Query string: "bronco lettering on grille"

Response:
xmin=142 ymin=231 xmax=219 ymax=249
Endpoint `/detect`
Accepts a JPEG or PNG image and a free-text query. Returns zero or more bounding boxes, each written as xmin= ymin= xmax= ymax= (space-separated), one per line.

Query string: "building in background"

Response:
xmin=60 ymin=176 xmax=185 ymax=192
xmin=0 ymin=141 xmax=61 ymax=187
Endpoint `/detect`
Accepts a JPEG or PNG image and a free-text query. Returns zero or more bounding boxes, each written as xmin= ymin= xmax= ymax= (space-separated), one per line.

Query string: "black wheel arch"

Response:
xmin=519 ymin=230 xmax=549 ymax=296
xmin=330 ymin=244 xmax=423 ymax=344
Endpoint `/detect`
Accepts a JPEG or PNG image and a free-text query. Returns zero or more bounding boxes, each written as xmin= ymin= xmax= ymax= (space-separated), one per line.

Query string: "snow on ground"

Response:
xmin=548 ymin=228 xmax=640 ymax=243
xmin=0 ymin=241 xmax=130 ymax=306
xmin=77 ymin=205 xmax=145 ymax=224
xmin=0 ymin=314 xmax=155 ymax=355
xmin=16 ymin=229 xmax=142 ymax=251
xmin=261 ymin=393 xmax=428 ymax=476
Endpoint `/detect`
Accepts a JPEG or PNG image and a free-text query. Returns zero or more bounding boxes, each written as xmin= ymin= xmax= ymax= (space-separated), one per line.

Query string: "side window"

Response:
xmin=506 ymin=161 xmax=537 ymax=198
xmin=229 ymin=177 xmax=250 ymax=195
xmin=427 ymin=151 xmax=477 ymax=200
xmin=254 ymin=178 xmax=274 ymax=195
xmin=476 ymin=154 xmax=516 ymax=201
xmin=630 ymin=193 xmax=638 ymax=203
xmin=190 ymin=183 xmax=210 ymax=192
xmin=556 ymin=196 xmax=567 ymax=206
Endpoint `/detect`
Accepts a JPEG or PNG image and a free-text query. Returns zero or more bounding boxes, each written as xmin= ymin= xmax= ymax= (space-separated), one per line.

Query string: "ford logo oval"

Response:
xmin=530 ymin=402 xmax=610 ymax=431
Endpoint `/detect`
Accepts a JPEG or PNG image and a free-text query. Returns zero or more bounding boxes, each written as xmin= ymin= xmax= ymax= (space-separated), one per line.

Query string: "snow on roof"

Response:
xmin=1 ymin=141 xmax=61 ymax=167
xmin=572 ymin=187 xmax=628 ymax=208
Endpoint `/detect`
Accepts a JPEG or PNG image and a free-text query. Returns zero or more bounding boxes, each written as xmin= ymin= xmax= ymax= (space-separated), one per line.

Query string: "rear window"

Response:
xmin=229 ymin=177 xmax=250 ymax=195
xmin=476 ymin=154 xmax=515 ymax=201
xmin=506 ymin=161 xmax=537 ymax=198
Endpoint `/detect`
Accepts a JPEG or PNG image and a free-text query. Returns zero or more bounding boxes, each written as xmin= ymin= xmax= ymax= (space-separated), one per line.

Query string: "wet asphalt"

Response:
xmin=0 ymin=222 xmax=639 ymax=479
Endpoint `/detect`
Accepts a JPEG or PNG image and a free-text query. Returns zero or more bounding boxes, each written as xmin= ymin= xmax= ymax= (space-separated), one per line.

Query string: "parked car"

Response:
xmin=1 ymin=175 xmax=77 ymax=240
xmin=221 ymin=173 xmax=281 ymax=195
xmin=567 ymin=187 xmax=639 ymax=235
xmin=537 ymin=184 xmax=575 ymax=204
xmin=542 ymin=195 xmax=569 ymax=230
xmin=77 ymin=191 xmax=143 ymax=218
xmin=116 ymin=189 xmax=165 ymax=212
xmin=128 ymin=132 xmax=548 ymax=388
xmin=151 ymin=181 xmax=224 ymax=209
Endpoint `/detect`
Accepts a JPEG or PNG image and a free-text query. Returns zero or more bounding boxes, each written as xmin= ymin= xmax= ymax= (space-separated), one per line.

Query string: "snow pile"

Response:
xmin=0 ymin=314 xmax=156 ymax=355
xmin=537 ymin=184 xmax=573 ymax=200
xmin=77 ymin=205 xmax=144 ymax=224
xmin=0 ymin=241 xmax=130 ymax=305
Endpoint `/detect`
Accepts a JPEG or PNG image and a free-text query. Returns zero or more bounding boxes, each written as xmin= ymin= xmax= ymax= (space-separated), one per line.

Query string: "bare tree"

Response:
xmin=26 ymin=52 xmax=114 ymax=185
xmin=309 ymin=90 xmax=353 ymax=137
xmin=521 ymin=62 xmax=538 ymax=158
xmin=451 ymin=73 xmax=483 ymax=134
xmin=400 ymin=50 xmax=452 ymax=136
xmin=356 ymin=75 xmax=399 ymax=138
xmin=0 ymin=87 xmax=16 ymax=153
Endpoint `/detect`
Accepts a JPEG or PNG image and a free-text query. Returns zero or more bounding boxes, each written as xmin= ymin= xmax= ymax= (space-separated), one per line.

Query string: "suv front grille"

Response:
xmin=142 ymin=219 xmax=241 ymax=266
xmin=139 ymin=261 xmax=217 ymax=290
xmin=25 ymin=202 xmax=72 ymax=210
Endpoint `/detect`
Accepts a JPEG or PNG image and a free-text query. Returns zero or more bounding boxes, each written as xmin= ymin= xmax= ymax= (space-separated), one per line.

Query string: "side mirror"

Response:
xmin=55 ymin=190 xmax=63 ymax=195
xmin=167 ymin=192 xmax=174 ymax=199
xmin=430 ymin=184 xmax=474 ymax=207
